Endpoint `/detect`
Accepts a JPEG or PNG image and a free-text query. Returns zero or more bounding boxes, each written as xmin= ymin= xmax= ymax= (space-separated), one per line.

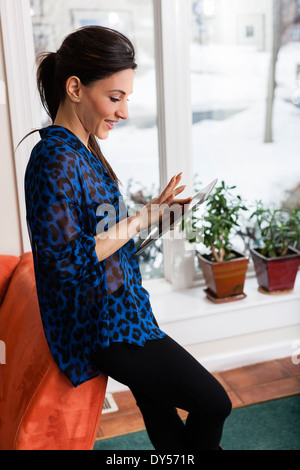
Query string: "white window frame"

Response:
xmin=153 ymin=0 xmax=194 ymax=281
xmin=0 ymin=0 xmax=41 ymax=253
xmin=1 ymin=0 xmax=194 ymax=280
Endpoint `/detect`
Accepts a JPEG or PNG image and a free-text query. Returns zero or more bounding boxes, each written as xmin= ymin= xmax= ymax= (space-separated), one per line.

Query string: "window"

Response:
xmin=245 ymin=25 xmax=254 ymax=37
xmin=189 ymin=0 xmax=300 ymax=255
xmin=3 ymin=0 xmax=299 ymax=283
xmin=30 ymin=0 xmax=163 ymax=279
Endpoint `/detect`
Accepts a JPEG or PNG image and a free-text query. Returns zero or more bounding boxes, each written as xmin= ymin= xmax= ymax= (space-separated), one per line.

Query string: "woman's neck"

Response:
xmin=54 ymin=103 xmax=90 ymax=148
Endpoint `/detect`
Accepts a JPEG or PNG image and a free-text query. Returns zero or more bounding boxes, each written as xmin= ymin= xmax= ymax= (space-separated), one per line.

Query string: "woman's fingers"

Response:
xmin=160 ymin=173 xmax=183 ymax=201
xmin=136 ymin=173 xmax=193 ymax=232
xmin=164 ymin=185 xmax=187 ymax=206
xmin=171 ymin=197 xmax=193 ymax=207
xmin=173 ymin=197 xmax=193 ymax=205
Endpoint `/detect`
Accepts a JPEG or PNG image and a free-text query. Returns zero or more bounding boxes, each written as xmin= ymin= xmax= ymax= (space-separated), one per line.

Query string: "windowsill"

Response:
xmin=142 ymin=273 xmax=300 ymax=350
xmin=143 ymin=273 xmax=300 ymax=325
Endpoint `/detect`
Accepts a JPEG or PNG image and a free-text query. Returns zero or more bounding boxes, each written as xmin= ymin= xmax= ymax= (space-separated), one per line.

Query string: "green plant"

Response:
xmin=202 ymin=181 xmax=248 ymax=262
xmin=249 ymin=201 xmax=300 ymax=258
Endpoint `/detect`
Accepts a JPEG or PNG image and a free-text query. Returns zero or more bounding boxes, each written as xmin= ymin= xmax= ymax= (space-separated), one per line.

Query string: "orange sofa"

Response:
xmin=0 ymin=252 xmax=107 ymax=450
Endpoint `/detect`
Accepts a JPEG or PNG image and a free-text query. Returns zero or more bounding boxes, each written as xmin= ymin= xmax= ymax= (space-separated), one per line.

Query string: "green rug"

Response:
xmin=94 ymin=395 xmax=300 ymax=451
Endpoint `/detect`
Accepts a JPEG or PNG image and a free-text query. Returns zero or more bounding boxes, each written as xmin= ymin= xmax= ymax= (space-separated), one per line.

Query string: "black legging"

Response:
xmin=91 ymin=335 xmax=232 ymax=451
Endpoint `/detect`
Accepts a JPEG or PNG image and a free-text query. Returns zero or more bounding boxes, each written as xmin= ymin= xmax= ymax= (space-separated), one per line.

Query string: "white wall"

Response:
xmin=215 ymin=0 xmax=273 ymax=51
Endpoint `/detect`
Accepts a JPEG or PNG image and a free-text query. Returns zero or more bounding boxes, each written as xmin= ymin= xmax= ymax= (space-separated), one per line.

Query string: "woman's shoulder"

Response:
xmin=25 ymin=137 xmax=82 ymax=199
xmin=32 ymin=133 xmax=79 ymax=161
xmin=28 ymin=134 xmax=81 ymax=175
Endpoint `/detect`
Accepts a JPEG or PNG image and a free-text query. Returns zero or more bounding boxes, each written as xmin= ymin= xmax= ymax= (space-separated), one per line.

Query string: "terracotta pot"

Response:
xmin=250 ymin=246 xmax=300 ymax=294
xmin=197 ymin=250 xmax=249 ymax=303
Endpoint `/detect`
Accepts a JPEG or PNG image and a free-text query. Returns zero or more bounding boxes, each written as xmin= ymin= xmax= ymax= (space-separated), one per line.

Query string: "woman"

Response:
xmin=25 ymin=26 xmax=231 ymax=451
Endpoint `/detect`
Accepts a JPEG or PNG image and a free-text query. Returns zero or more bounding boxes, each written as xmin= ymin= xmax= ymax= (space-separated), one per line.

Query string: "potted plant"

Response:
xmin=196 ymin=181 xmax=249 ymax=303
xmin=249 ymin=202 xmax=300 ymax=294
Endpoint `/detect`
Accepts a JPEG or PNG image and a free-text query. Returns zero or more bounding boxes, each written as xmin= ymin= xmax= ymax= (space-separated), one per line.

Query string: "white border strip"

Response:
xmin=0 ymin=0 xmax=41 ymax=252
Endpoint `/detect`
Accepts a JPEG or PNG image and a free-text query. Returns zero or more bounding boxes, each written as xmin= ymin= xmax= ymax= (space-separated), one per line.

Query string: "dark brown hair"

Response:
xmin=35 ymin=26 xmax=137 ymax=184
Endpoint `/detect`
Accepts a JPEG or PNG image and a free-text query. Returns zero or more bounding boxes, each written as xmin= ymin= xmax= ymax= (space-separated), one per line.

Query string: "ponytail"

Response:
xmin=37 ymin=52 xmax=60 ymax=122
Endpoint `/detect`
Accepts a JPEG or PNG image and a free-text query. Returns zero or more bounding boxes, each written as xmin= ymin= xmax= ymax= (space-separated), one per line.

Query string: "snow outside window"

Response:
xmin=189 ymin=0 xmax=300 ymax=263
xmin=5 ymin=0 xmax=299 ymax=282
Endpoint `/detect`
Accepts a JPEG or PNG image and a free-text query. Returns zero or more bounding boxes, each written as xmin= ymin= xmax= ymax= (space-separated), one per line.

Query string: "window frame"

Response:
xmin=153 ymin=0 xmax=194 ymax=281
xmin=1 ymin=0 xmax=41 ymax=253
xmin=1 ymin=0 xmax=194 ymax=279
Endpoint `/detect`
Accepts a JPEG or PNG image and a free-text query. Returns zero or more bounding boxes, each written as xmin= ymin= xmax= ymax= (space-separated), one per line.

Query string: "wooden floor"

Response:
xmin=96 ymin=356 xmax=300 ymax=440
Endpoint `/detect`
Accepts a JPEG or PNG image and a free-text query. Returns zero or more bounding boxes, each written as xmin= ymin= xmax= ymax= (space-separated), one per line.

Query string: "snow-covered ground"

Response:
xmin=102 ymin=42 xmax=300 ymax=209
xmin=190 ymin=42 xmax=300 ymax=208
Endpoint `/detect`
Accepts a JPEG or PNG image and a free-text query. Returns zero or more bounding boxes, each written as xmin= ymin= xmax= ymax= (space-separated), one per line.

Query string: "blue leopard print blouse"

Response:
xmin=25 ymin=125 xmax=165 ymax=387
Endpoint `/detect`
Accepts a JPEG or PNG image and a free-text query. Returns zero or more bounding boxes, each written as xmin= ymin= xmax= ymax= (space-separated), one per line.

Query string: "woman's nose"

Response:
xmin=116 ymin=101 xmax=129 ymax=120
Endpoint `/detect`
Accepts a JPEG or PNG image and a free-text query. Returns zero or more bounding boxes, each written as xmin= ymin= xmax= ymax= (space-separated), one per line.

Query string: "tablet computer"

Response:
xmin=135 ymin=178 xmax=218 ymax=256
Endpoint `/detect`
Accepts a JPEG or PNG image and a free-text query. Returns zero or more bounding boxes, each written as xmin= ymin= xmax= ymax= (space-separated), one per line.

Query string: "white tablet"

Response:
xmin=135 ymin=178 xmax=218 ymax=256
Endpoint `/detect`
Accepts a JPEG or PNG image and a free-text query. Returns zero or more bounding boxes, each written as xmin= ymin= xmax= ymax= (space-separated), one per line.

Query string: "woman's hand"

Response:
xmin=95 ymin=173 xmax=192 ymax=262
xmin=134 ymin=173 xmax=192 ymax=233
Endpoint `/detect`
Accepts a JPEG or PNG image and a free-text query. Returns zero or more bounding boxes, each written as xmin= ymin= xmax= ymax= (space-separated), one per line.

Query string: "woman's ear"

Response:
xmin=66 ymin=76 xmax=81 ymax=103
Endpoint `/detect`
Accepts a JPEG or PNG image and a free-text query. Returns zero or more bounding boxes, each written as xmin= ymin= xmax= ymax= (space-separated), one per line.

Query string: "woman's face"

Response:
xmin=77 ymin=68 xmax=134 ymax=140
